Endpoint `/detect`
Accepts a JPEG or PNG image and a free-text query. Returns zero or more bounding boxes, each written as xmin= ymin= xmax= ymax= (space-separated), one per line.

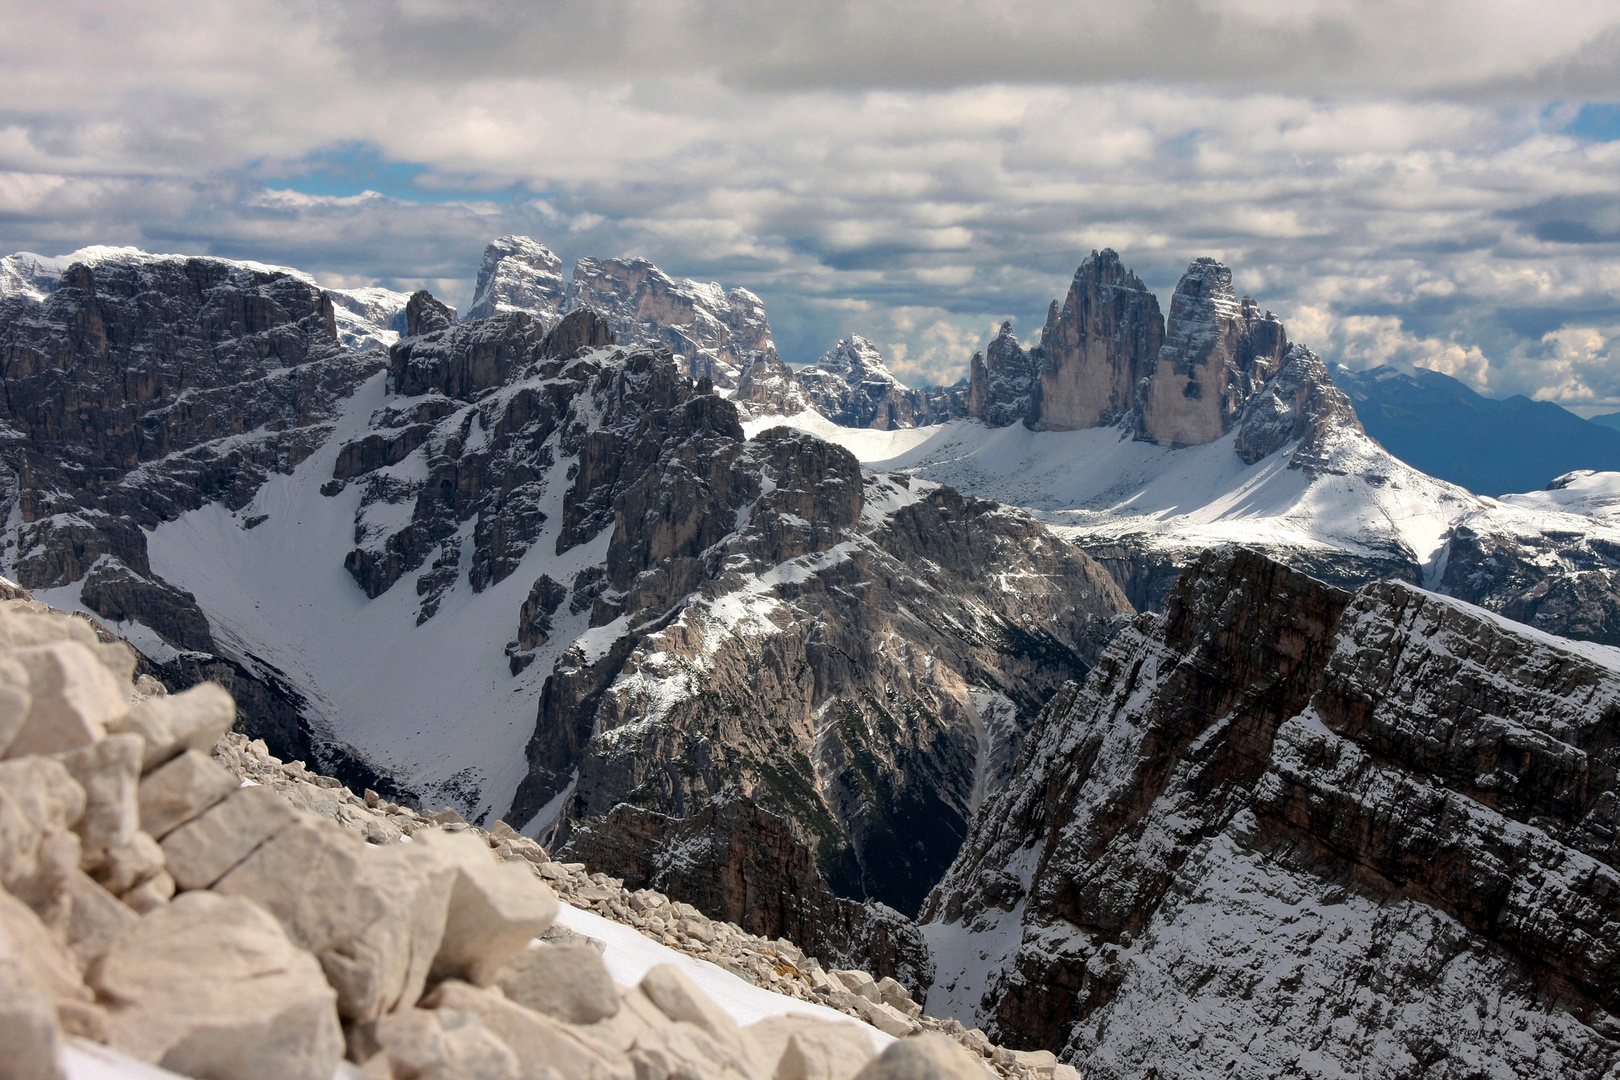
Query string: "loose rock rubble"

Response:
xmin=0 ymin=590 xmax=1070 ymax=1080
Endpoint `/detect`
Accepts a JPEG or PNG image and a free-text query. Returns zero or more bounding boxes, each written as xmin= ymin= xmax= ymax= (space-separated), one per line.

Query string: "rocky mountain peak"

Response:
xmin=967 ymin=251 xmax=1315 ymax=456
xmin=563 ymin=256 xmax=773 ymax=391
xmin=402 ymin=289 xmax=455 ymax=337
xmin=1029 ymin=248 xmax=1164 ymax=432
xmin=809 ymin=335 xmax=901 ymax=385
xmin=1233 ymin=343 xmax=1365 ymax=467
xmin=966 ymin=322 xmax=1039 ymax=428
xmin=1139 ymin=257 xmax=1289 ymax=447
xmin=465 ymin=235 xmax=565 ymax=323
xmin=793 ymin=336 xmax=954 ymax=430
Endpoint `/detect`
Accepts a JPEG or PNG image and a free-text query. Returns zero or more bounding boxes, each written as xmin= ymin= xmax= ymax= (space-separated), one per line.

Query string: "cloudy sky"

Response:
xmin=5 ymin=1 xmax=1620 ymax=407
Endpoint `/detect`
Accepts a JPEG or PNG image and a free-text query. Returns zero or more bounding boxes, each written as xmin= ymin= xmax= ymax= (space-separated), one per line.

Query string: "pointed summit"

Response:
xmin=465 ymin=236 xmax=565 ymax=322
xmin=798 ymin=336 xmax=950 ymax=429
xmin=967 ymin=321 xmax=1038 ymax=428
xmin=1029 ymin=249 xmax=1163 ymax=431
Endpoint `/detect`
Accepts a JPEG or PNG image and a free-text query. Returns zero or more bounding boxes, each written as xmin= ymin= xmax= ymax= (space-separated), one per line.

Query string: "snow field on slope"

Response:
xmin=141 ymin=371 xmax=609 ymax=828
xmin=766 ymin=413 xmax=1485 ymax=573
xmin=741 ymin=410 xmax=938 ymax=460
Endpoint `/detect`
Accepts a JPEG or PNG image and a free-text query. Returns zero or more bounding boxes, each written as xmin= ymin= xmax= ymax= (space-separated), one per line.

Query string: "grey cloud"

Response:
xmin=324 ymin=1 xmax=1620 ymax=98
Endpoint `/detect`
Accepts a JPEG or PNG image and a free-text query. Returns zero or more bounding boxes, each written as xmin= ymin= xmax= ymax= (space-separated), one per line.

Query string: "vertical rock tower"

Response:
xmin=1029 ymin=250 xmax=1164 ymax=431
xmin=967 ymin=251 xmax=1299 ymax=451
xmin=1138 ymin=257 xmax=1289 ymax=447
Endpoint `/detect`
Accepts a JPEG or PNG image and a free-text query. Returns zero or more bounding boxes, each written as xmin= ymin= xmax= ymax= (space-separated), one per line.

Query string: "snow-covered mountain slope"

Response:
xmin=754 ymin=354 xmax=1474 ymax=598
xmin=922 ymin=545 xmax=1620 ymax=1078
xmin=0 ymin=242 xmax=1133 ymax=981
xmin=326 ymin=286 xmax=412 ymax=352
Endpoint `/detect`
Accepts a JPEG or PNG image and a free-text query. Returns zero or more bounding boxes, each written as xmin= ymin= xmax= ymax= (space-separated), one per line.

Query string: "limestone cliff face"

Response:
xmin=1029 ymin=251 xmax=1163 ymax=432
xmin=464 ymin=235 xmax=566 ymax=323
xmin=1139 ymin=258 xmax=1289 ymax=447
xmin=924 ymin=546 xmax=1620 ymax=1078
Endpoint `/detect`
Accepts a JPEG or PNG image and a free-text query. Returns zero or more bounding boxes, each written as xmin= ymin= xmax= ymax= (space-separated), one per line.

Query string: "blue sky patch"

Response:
xmin=1566 ymin=103 xmax=1620 ymax=142
xmin=261 ymin=142 xmax=517 ymax=203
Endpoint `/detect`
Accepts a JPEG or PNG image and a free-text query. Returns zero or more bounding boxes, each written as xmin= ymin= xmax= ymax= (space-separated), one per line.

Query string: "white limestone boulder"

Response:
xmin=56 ymin=732 xmax=143 ymax=868
xmin=850 ymin=1035 xmax=991 ymax=1080
xmin=4 ymin=642 xmax=126 ymax=757
xmin=90 ymin=891 xmax=343 ymax=1080
xmin=159 ymin=785 xmax=299 ymax=890
xmin=408 ymin=829 xmax=558 ymax=986
xmin=366 ymin=1006 xmax=520 ymax=1080
xmin=495 ymin=940 xmax=620 ymax=1024
xmin=137 ymin=749 xmax=239 ymax=839
xmin=213 ymin=817 xmax=455 ymax=1021
xmin=110 ymin=682 xmax=235 ymax=771
xmin=422 ymin=979 xmax=631 ymax=1080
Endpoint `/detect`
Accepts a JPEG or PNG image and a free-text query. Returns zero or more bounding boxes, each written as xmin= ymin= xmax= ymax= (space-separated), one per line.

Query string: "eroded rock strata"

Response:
xmin=925 ymin=545 xmax=1620 ymax=1078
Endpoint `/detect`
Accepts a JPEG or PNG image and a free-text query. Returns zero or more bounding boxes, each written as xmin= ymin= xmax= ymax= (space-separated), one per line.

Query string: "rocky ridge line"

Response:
xmin=923 ymin=546 xmax=1620 ymax=1078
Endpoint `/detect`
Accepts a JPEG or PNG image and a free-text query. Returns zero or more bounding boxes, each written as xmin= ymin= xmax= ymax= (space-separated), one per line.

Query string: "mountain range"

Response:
xmin=5 ymin=235 xmax=1620 ymax=1076
xmin=1332 ymin=363 xmax=1620 ymax=496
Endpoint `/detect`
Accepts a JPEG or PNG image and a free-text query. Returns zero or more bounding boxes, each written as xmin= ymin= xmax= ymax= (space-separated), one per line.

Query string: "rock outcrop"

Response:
xmin=1028 ymin=250 xmax=1162 ymax=432
xmin=465 ymin=235 xmax=567 ymax=324
xmin=796 ymin=337 xmax=956 ymax=430
xmin=924 ymin=546 xmax=1620 ymax=1078
xmin=966 ymin=324 xmax=1039 ymax=429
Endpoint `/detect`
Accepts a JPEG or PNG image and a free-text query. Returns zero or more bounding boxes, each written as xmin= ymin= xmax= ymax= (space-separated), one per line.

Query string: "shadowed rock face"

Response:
xmin=1030 ymin=251 xmax=1164 ymax=432
xmin=924 ymin=546 xmax=1620 ymax=1078
xmin=562 ymin=796 xmax=936 ymax=996
xmin=1140 ymin=258 xmax=1290 ymax=447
